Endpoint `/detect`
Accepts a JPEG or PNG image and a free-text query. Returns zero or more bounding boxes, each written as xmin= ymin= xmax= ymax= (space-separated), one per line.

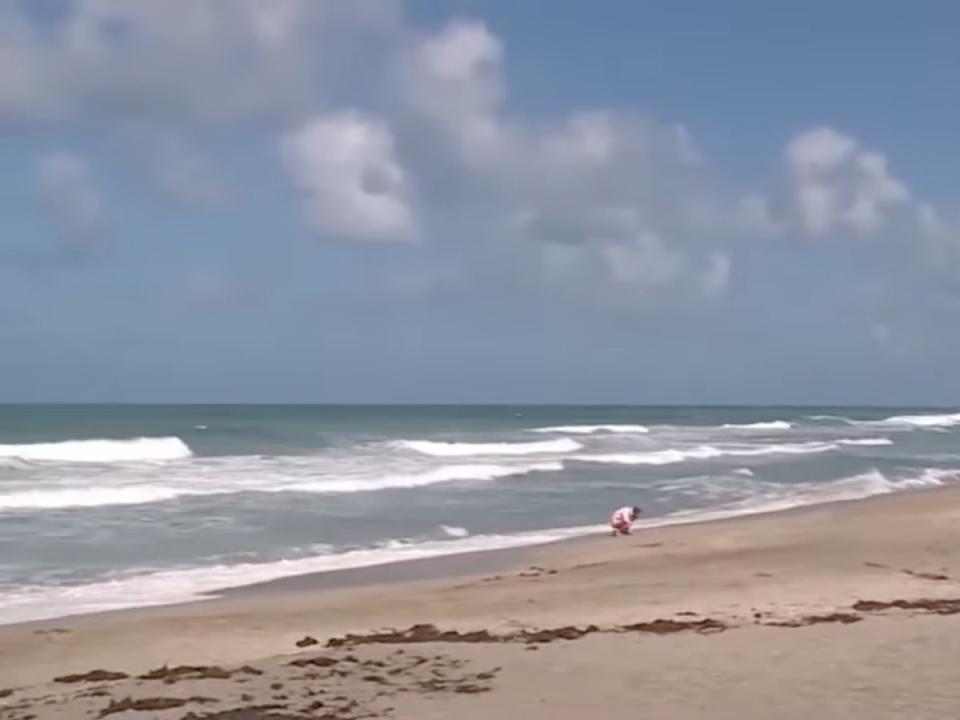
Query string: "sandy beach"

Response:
xmin=3 ymin=486 xmax=960 ymax=719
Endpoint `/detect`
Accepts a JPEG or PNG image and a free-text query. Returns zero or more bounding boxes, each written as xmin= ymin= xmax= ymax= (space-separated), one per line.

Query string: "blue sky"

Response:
xmin=1 ymin=0 xmax=959 ymax=404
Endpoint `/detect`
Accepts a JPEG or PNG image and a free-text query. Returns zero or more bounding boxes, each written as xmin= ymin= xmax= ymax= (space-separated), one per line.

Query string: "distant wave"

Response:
xmin=806 ymin=412 xmax=960 ymax=430
xmin=440 ymin=525 xmax=470 ymax=538
xmin=0 ymin=486 xmax=193 ymax=510
xmin=396 ymin=438 xmax=582 ymax=457
xmin=837 ymin=438 xmax=892 ymax=446
xmin=0 ymin=437 xmax=192 ymax=463
xmin=574 ymin=438 xmax=891 ymax=466
xmin=3 ymin=465 xmax=953 ymax=625
xmin=530 ymin=424 xmax=649 ymax=435
xmin=0 ymin=462 xmax=563 ymax=511
xmin=879 ymin=412 xmax=960 ymax=428
xmin=720 ymin=421 xmax=792 ymax=430
xmin=287 ymin=462 xmax=563 ymax=494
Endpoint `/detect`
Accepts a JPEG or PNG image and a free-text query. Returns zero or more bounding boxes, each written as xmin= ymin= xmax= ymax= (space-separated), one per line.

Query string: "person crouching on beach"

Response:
xmin=610 ymin=506 xmax=641 ymax=536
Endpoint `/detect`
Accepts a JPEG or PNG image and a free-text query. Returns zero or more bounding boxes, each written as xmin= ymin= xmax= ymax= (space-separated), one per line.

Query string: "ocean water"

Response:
xmin=1 ymin=404 xmax=959 ymax=625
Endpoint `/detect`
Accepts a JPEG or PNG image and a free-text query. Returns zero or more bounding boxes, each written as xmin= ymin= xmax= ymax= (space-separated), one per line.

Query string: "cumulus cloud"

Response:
xmin=34 ymin=151 xmax=103 ymax=243
xmin=0 ymin=0 xmax=401 ymax=126
xmin=279 ymin=112 xmax=417 ymax=243
xmin=8 ymin=4 xmax=960 ymax=318
xmin=399 ymin=19 xmax=506 ymax=168
xmin=783 ymin=126 xmax=911 ymax=237
xmin=393 ymin=20 xmax=737 ymax=304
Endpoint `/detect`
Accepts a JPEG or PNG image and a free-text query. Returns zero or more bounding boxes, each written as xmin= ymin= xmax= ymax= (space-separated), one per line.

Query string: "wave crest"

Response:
xmin=880 ymin=412 xmax=960 ymax=428
xmin=721 ymin=421 xmax=792 ymax=430
xmin=574 ymin=439 xmax=890 ymax=466
xmin=396 ymin=438 xmax=582 ymax=457
xmin=530 ymin=424 xmax=649 ymax=435
xmin=0 ymin=461 xmax=564 ymax=511
xmin=0 ymin=437 xmax=192 ymax=463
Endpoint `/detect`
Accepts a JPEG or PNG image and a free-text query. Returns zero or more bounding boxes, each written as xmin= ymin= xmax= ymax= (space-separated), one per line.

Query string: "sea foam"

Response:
xmin=574 ymin=439 xmax=890 ymax=466
xmin=2 ymin=465 xmax=952 ymax=625
xmin=397 ymin=438 xmax=582 ymax=457
xmin=0 ymin=461 xmax=564 ymax=511
xmin=530 ymin=424 xmax=649 ymax=435
xmin=720 ymin=421 xmax=792 ymax=430
xmin=0 ymin=437 xmax=192 ymax=463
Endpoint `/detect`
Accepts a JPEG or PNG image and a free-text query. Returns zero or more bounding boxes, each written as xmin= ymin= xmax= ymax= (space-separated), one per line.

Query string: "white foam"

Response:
xmin=440 ymin=525 xmax=470 ymax=538
xmin=721 ymin=421 xmax=792 ymax=430
xmin=0 ymin=461 xmax=564 ymax=511
xmin=286 ymin=462 xmax=563 ymax=494
xmin=397 ymin=438 xmax=582 ymax=457
xmin=0 ymin=437 xmax=192 ymax=463
xmin=0 ymin=486 xmax=194 ymax=510
xmin=0 ymin=525 xmax=600 ymax=625
xmin=4 ymin=465 xmax=954 ymax=626
xmin=574 ymin=438 xmax=889 ymax=466
xmin=531 ymin=424 xmax=649 ymax=435
xmin=879 ymin=412 xmax=960 ymax=428
xmin=732 ymin=467 xmax=755 ymax=477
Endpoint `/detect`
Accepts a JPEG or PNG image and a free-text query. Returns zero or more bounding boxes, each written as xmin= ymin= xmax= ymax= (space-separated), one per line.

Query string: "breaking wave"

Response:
xmin=396 ymin=438 xmax=582 ymax=457
xmin=0 ymin=437 xmax=192 ymax=463
xmin=574 ymin=439 xmax=891 ymax=466
xmin=879 ymin=412 xmax=960 ymax=428
xmin=530 ymin=424 xmax=649 ymax=435
xmin=721 ymin=421 xmax=792 ymax=430
xmin=0 ymin=462 xmax=564 ymax=511
xmin=2 ymin=465 xmax=953 ymax=625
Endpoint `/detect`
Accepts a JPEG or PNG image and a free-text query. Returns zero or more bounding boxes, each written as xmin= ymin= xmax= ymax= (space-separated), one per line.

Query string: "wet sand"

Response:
xmin=3 ymin=486 xmax=960 ymax=719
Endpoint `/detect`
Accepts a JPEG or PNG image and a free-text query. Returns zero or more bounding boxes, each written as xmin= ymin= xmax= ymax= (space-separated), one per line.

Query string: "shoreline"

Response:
xmin=4 ymin=483 xmax=960 ymax=717
xmin=214 ymin=488 xmax=902 ymax=600
xmin=2 ymin=481 xmax=951 ymax=631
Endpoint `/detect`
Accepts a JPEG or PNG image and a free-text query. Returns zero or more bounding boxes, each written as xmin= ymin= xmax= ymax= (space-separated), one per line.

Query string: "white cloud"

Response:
xmin=34 ymin=151 xmax=103 ymax=240
xmin=400 ymin=20 xmax=507 ymax=167
xmin=784 ymin=126 xmax=910 ymax=237
xmin=0 ymin=0 xmax=402 ymax=126
xmin=395 ymin=20 xmax=738 ymax=304
xmin=279 ymin=112 xmax=417 ymax=243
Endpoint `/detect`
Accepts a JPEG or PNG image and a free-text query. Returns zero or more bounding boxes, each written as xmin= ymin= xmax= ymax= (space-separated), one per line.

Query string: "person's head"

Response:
xmin=631 ymin=506 xmax=641 ymax=518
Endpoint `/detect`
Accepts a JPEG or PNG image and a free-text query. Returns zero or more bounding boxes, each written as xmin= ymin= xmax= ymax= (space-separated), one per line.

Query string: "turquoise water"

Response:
xmin=1 ymin=404 xmax=958 ymax=624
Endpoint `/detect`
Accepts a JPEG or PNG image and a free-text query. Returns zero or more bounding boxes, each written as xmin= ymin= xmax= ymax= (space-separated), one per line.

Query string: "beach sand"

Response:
xmin=3 ymin=486 xmax=960 ymax=718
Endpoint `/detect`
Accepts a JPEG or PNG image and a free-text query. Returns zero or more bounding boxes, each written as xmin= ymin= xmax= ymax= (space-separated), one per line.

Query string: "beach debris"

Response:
xmin=179 ymin=706 xmax=304 ymax=720
xmin=902 ymin=569 xmax=950 ymax=581
xmin=295 ymin=636 xmax=318 ymax=648
xmin=454 ymin=684 xmax=491 ymax=694
xmin=138 ymin=665 xmax=239 ymax=682
xmin=54 ymin=670 xmax=129 ymax=683
xmin=98 ymin=695 xmax=214 ymax=717
xmin=287 ymin=656 xmax=338 ymax=668
xmin=326 ymin=618 xmax=727 ymax=647
xmin=327 ymin=624 xmax=501 ymax=646
xmin=765 ymin=613 xmax=862 ymax=628
xmin=853 ymin=598 xmax=960 ymax=614
xmin=0 ymin=688 xmax=13 ymax=698
xmin=621 ymin=618 xmax=726 ymax=635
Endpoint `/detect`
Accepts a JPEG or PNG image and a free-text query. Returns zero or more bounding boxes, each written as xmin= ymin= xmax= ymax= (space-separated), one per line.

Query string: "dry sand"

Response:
xmin=3 ymin=486 xmax=960 ymax=719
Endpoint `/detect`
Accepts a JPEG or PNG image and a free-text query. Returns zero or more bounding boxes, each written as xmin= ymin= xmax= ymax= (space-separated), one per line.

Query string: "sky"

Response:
xmin=1 ymin=0 xmax=959 ymax=404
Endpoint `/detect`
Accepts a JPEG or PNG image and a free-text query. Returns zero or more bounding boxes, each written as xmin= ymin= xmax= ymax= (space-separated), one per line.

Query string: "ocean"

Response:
xmin=1 ymin=404 xmax=959 ymax=625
